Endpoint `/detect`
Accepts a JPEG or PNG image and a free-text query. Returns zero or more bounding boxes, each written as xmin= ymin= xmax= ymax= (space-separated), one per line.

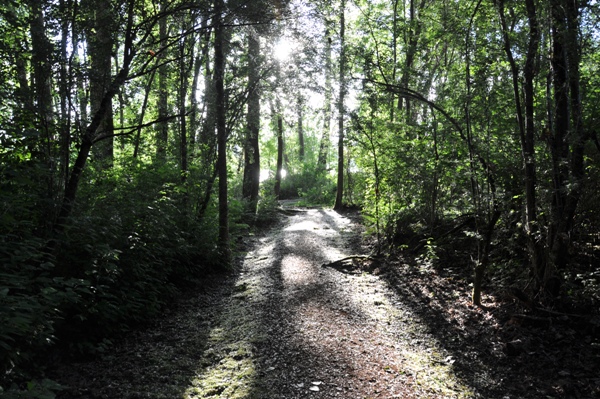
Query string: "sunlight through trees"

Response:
xmin=1 ymin=0 xmax=599 ymax=395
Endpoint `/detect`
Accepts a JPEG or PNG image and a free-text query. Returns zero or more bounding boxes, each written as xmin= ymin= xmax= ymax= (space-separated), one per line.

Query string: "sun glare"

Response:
xmin=259 ymin=169 xmax=287 ymax=182
xmin=273 ymin=37 xmax=293 ymax=61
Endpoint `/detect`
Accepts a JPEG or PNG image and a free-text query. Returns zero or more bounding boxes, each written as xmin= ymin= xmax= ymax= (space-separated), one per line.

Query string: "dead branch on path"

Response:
xmin=322 ymin=254 xmax=379 ymax=268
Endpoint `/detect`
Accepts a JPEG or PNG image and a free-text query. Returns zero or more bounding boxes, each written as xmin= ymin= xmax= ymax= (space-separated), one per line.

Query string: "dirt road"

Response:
xmin=54 ymin=208 xmax=484 ymax=398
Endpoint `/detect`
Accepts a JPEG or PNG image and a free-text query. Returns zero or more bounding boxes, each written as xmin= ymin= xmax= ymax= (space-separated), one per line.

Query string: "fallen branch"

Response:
xmin=322 ymin=255 xmax=378 ymax=268
xmin=277 ymin=208 xmax=306 ymax=216
xmin=505 ymin=288 xmax=588 ymax=319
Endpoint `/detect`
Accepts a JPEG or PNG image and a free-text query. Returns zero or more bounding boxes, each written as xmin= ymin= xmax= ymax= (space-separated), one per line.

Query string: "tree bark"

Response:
xmin=242 ymin=31 xmax=261 ymax=212
xmin=29 ymin=0 xmax=53 ymax=135
xmin=58 ymin=0 xmax=72 ymax=192
xmin=547 ymin=0 xmax=585 ymax=289
xmin=397 ymin=0 xmax=427 ymax=122
xmin=390 ymin=0 xmax=399 ymax=121
xmin=189 ymin=18 xmax=207 ymax=153
xmin=156 ymin=1 xmax=169 ymax=163
xmin=317 ymin=29 xmax=333 ymax=173
xmin=274 ymin=115 xmax=284 ymax=200
xmin=334 ymin=0 xmax=345 ymax=210
xmin=179 ymin=20 xmax=190 ymax=183
xmin=29 ymin=0 xmax=54 ymax=203
xmin=496 ymin=0 xmax=545 ymax=287
xmin=297 ymin=95 xmax=305 ymax=161
xmin=54 ymin=0 xmax=135 ymax=235
xmin=214 ymin=0 xmax=230 ymax=264
xmin=88 ymin=0 xmax=115 ymax=168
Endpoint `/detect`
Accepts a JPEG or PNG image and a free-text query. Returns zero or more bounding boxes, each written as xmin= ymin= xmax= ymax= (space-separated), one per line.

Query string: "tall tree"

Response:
xmin=496 ymin=0 xmax=545 ymax=289
xmin=28 ymin=0 xmax=54 ymax=204
xmin=58 ymin=0 xmax=72 ymax=190
xmin=334 ymin=0 xmax=346 ymax=210
xmin=317 ymin=28 xmax=333 ymax=172
xmin=547 ymin=0 xmax=586 ymax=287
xmin=214 ymin=0 xmax=230 ymax=263
xmin=297 ymin=95 xmax=305 ymax=161
xmin=29 ymin=0 xmax=53 ymax=139
xmin=274 ymin=114 xmax=284 ymax=199
xmin=178 ymin=16 xmax=191 ymax=183
xmin=88 ymin=0 xmax=115 ymax=168
xmin=54 ymin=0 xmax=136 ymax=235
xmin=397 ymin=0 xmax=428 ymax=122
xmin=196 ymin=16 xmax=218 ymax=220
xmin=242 ymin=30 xmax=261 ymax=212
xmin=156 ymin=0 xmax=169 ymax=163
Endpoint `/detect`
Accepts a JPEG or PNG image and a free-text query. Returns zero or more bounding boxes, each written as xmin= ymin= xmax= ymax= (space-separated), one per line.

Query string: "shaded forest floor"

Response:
xmin=51 ymin=205 xmax=600 ymax=398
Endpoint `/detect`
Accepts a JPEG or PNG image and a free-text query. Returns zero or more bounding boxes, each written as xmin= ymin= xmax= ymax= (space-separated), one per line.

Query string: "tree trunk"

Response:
xmin=317 ymin=28 xmax=332 ymax=173
xmin=200 ymin=21 xmax=217 ymax=170
xmin=242 ymin=31 xmax=261 ymax=212
xmin=29 ymin=0 xmax=54 ymax=203
xmin=88 ymin=0 xmax=115 ymax=168
xmin=390 ymin=0 xmax=399 ymax=121
xmin=496 ymin=0 xmax=545 ymax=288
xmin=156 ymin=1 xmax=169 ymax=163
xmin=58 ymin=0 xmax=71 ymax=192
xmin=397 ymin=0 xmax=427 ymax=122
xmin=274 ymin=115 xmax=284 ymax=200
xmin=29 ymin=0 xmax=53 ymax=136
xmin=214 ymin=0 xmax=230 ymax=264
xmin=297 ymin=95 xmax=305 ymax=161
xmin=547 ymin=0 xmax=585 ymax=292
xmin=54 ymin=0 xmax=135 ymax=235
xmin=179 ymin=21 xmax=190 ymax=183
xmin=472 ymin=210 xmax=501 ymax=306
xmin=334 ymin=0 xmax=345 ymax=210
xmin=189 ymin=20 xmax=206 ymax=153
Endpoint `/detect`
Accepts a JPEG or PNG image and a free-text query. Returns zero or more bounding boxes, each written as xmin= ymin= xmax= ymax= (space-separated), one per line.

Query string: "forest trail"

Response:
xmin=53 ymin=206 xmax=580 ymax=399
xmin=54 ymin=207 xmax=473 ymax=398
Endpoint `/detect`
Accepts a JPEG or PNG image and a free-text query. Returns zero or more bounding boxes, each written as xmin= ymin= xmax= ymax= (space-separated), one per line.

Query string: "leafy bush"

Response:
xmin=296 ymin=176 xmax=336 ymax=206
xmin=0 ymin=378 xmax=63 ymax=399
xmin=0 ymin=160 xmax=221 ymax=390
xmin=0 ymin=234 xmax=94 ymax=387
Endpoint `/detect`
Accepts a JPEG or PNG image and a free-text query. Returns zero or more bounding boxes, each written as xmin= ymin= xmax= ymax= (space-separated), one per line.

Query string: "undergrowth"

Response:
xmin=0 ymin=161 xmax=224 ymax=397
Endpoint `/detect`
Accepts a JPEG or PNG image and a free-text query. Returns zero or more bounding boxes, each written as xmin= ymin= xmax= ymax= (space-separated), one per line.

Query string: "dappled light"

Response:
xmin=177 ymin=209 xmax=476 ymax=397
xmin=2 ymin=0 xmax=599 ymax=396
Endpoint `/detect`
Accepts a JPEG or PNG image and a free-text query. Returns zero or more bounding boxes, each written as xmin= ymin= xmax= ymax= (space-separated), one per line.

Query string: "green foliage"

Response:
xmin=292 ymin=172 xmax=336 ymax=206
xmin=0 ymin=378 xmax=63 ymax=399
xmin=0 ymin=159 xmax=221 ymax=389
xmin=255 ymin=182 xmax=280 ymax=226
xmin=0 ymin=232 xmax=93 ymax=389
xmin=57 ymin=162 xmax=219 ymax=336
xmin=1 ymin=0 xmax=599 ymax=392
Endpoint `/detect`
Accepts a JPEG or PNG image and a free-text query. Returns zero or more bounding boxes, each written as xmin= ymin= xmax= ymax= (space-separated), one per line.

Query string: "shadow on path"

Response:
xmin=52 ymin=208 xmax=572 ymax=399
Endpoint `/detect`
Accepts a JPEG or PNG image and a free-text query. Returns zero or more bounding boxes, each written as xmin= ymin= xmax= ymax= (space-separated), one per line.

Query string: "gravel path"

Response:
xmin=54 ymin=208 xmax=475 ymax=398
